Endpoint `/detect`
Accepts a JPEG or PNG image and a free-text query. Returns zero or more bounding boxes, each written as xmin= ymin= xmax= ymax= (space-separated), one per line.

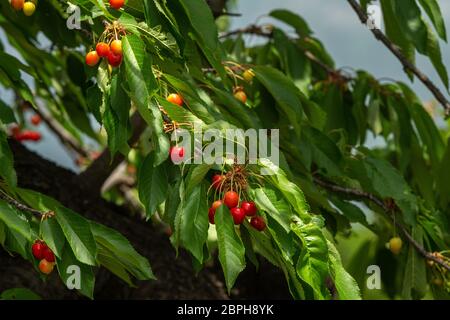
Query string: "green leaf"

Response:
xmin=327 ymin=241 xmax=361 ymax=300
xmin=179 ymin=0 xmax=227 ymax=80
xmin=392 ymin=0 xmax=428 ymax=54
xmin=179 ymin=184 xmax=209 ymax=263
xmin=57 ymin=244 xmax=95 ymax=299
xmin=0 ymin=288 xmax=41 ymax=300
xmin=185 ymin=164 xmax=212 ymax=195
xmin=90 ymin=222 xmax=155 ymax=280
xmin=0 ymin=130 xmax=17 ymax=187
xmin=138 ymin=153 xmax=168 ymax=218
xmin=104 ymin=72 xmax=131 ymax=156
xmin=0 ymin=99 xmax=16 ymax=124
xmin=270 ymin=9 xmax=312 ymax=37
xmin=349 ymin=155 xmax=418 ymax=226
xmin=402 ymin=226 xmax=427 ymax=299
xmin=55 ymin=206 xmax=97 ymax=266
xmin=424 ymin=23 xmax=449 ymax=89
xmin=260 ymin=160 xmax=310 ymax=221
xmin=215 ymin=205 xmax=246 ymax=293
xmin=254 ymin=66 xmax=303 ymax=136
xmin=0 ymin=200 xmax=31 ymax=241
xmin=418 ymin=0 xmax=447 ymax=41
xmin=123 ymin=34 xmax=169 ymax=166
xmin=291 ymin=220 xmax=329 ymax=299
xmin=41 ymin=217 xmax=65 ymax=259
xmin=253 ymin=187 xmax=293 ymax=232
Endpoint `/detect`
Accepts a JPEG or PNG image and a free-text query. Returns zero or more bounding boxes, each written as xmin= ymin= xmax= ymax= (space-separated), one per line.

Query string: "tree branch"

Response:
xmin=218 ymin=25 xmax=352 ymax=82
xmin=33 ymin=105 xmax=89 ymax=158
xmin=347 ymin=0 xmax=450 ymax=118
xmin=76 ymin=111 xmax=146 ymax=193
xmin=0 ymin=189 xmax=43 ymax=217
xmin=313 ymin=176 xmax=450 ymax=272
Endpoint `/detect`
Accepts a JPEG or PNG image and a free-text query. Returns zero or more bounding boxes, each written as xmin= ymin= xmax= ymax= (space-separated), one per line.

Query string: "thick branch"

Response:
xmin=313 ymin=176 xmax=450 ymax=272
xmin=76 ymin=111 xmax=146 ymax=193
xmin=347 ymin=0 xmax=450 ymax=117
xmin=33 ymin=106 xmax=89 ymax=158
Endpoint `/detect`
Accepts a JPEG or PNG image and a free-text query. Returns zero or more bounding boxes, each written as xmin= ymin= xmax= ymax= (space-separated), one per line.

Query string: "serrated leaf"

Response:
xmin=138 ymin=153 xmax=168 ymax=218
xmin=327 ymin=241 xmax=361 ymax=300
xmin=41 ymin=217 xmax=65 ymax=259
xmin=123 ymin=34 xmax=169 ymax=165
xmin=215 ymin=205 xmax=246 ymax=293
xmin=179 ymin=184 xmax=209 ymax=263
xmin=55 ymin=206 xmax=97 ymax=266
xmin=291 ymin=221 xmax=329 ymax=299
xmin=57 ymin=244 xmax=95 ymax=299
xmin=0 ymin=200 xmax=31 ymax=241
xmin=90 ymin=221 xmax=155 ymax=280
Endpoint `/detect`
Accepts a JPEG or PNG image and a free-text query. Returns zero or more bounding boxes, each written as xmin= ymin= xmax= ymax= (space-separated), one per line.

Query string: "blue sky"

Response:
xmin=231 ymin=0 xmax=450 ymax=102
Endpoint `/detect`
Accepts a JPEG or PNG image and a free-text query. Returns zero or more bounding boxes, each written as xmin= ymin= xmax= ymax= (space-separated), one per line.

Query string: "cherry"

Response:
xmin=211 ymin=174 xmax=225 ymax=191
xmin=15 ymin=130 xmax=41 ymax=142
xmin=234 ymin=90 xmax=247 ymax=103
xmin=107 ymin=51 xmax=123 ymax=67
xmin=31 ymin=241 xmax=45 ymax=260
xmin=208 ymin=207 xmax=215 ymax=224
xmin=109 ymin=0 xmax=125 ymax=10
xmin=223 ymin=191 xmax=239 ymax=209
xmin=85 ymin=51 xmax=100 ymax=67
xmin=167 ymin=93 xmax=183 ymax=106
xmin=43 ymin=246 xmax=55 ymax=263
xmin=243 ymin=69 xmax=255 ymax=82
xmin=38 ymin=259 xmax=55 ymax=275
xmin=11 ymin=0 xmax=24 ymax=11
xmin=211 ymin=200 xmax=223 ymax=211
xmin=170 ymin=146 xmax=185 ymax=163
xmin=389 ymin=237 xmax=402 ymax=255
xmin=96 ymin=42 xmax=110 ymax=58
xmin=230 ymin=207 xmax=245 ymax=225
xmin=250 ymin=216 xmax=266 ymax=231
xmin=23 ymin=1 xmax=35 ymax=16
xmin=110 ymin=39 xmax=122 ymax=55
xmin=31 ymin=114 xmax=41 ymax=126
xmin=241 ymin=201 xmax=257 ymax=216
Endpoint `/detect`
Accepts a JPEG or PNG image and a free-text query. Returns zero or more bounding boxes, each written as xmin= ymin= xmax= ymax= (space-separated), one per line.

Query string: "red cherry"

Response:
xmin=31 ymin=114 xmax=41 ymax=126
xmin=250 ymin=216 xmax=266 ymax=231
xmin=43 ymin=246 xmax=55 ymax=263
xmin=85 ymin=51 xmax=100 ymax=67
xmin=166 ymin=93 xmax=183 ymax=106
xmin=223 ymin=191 xmax=239 ymax=208
xmin=38 ymin=259 xmax=55 ymax=275
xmin=208 ymin=207 xmax=215 ymax=224
xmin=96 ymin=42 xmax=110 ymax=58
xmin=109 ymin=0 xmax=125 ymax=10
xmin=170 ymin=146 xmax=185 ymax=163
xmin=211 ymin=174 xmax=225 ymax=191
xmin=241 ymin=201 xmax=257 ymax=216
xmin=31 ymin=242 xmax=45 ymax=260
xmin=107 ymin=51 xmax=123 ymax=67
xmin=230 ymin=207 xmax=246 ymax=225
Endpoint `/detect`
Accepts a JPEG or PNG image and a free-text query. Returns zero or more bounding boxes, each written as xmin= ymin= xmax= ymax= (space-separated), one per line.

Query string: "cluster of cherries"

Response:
xmin=10 ymin=0 xmax=36 ymax=16
xmin=232 ymin=69 xmax=254 ymax=104
xmin=11 ymin=114 xmax=42 ymax=142
xmin=32 ymin=240 xmax=56 ymax=275
xmin=85 ymin=39 xmax=123 ymax=68
xmin=208 ymin=174 xmax=266 ymax=231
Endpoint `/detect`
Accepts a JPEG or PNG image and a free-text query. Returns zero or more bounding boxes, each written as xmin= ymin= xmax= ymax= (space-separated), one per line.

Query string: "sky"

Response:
xmin=2 ymin=0 xmax=450 ymax=171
